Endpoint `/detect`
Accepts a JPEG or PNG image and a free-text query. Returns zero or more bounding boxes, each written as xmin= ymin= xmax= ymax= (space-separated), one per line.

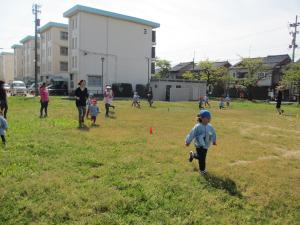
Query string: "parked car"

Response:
xmin=27 ymin=83 xmax=42 ymax=95
xmin=11 ymin=81 xmax=27 ymax=96
xmin=47 ymin=84 xmax=68 ymax=96
xmin=3 ymin=83 xmax=11 ymax=94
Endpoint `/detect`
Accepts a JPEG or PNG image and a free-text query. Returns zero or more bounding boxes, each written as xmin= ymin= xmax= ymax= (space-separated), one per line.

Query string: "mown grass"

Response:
xmin=0 ymin=97 xmax=299 ymax=225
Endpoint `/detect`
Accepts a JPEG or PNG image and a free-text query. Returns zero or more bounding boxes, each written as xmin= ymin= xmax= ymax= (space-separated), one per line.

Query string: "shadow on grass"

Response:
xmin=77 ymin=125 xmax=90 ymax=132
xmin=204 ymin=173 xmax=242 ymax=198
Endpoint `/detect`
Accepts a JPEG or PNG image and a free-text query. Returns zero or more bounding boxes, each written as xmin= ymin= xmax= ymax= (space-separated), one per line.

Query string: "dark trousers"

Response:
xmin=0 ymin=102 xmax=8 ymax=119
xmin=91 ymin=116 xmax=96 ymax=123
xmin=194 ymin=147 xmax=208 ymax=171
xmin=105 ymin=103 xmax=114 ymax=116
xmin=40 ymin=101 xmax=48 ymax=116
xmin=77 ymin=106 xmax=86 ymax=125
xmin=1 ymin=135 xmax=6 ymax=144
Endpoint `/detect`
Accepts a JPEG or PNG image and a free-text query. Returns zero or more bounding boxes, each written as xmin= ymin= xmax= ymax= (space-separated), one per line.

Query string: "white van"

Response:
xmin=11 ymin=81 xmax=27 ymax=96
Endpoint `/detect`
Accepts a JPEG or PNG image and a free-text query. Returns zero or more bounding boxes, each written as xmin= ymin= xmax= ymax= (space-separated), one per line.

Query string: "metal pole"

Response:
xmin=292 ymin=16 xmax=298 ymax=62
xmin=101 ymin=57 xmax=104 ymax=96
xmin=32 ymin=4 xmax=41 ymax=96
xmin=147 ymin=57 xmax=150 ymax=91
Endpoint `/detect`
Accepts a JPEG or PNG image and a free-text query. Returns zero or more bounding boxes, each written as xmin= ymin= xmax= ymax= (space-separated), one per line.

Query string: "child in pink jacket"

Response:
xmin=39 ymin=83 xmax=49 ymax=118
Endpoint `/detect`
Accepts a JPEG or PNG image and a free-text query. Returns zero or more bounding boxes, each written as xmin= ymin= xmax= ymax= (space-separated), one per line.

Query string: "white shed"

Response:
xmin=150 ymin=78 xmax=206 ymax=101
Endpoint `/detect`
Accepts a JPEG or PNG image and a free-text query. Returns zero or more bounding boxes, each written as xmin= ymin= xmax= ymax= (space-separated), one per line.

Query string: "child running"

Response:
xmin=86 ymin=93 xmax=94 ymax=119
xmin=185 ymin=110 xmax=217 ymax=176
xmin=204 ymin=95 xmax=210 ymax=108
xmin=198 ymin=96 xmax=204 ymax=109
xmin=132 ymin=92 xmax=141 ymax=108
xmin=0 ymin=110 xmax=8 ymax=146
xmin=219 ymin=97 xmax=225 ymax=109
xmin=89 ymin=99 xmax=100 ymax=126
xmin=225 ymin=95 xmax=231 ymax=107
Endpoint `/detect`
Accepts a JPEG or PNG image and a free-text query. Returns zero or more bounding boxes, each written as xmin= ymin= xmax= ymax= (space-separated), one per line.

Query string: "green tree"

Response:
xmin=238 ymin=58 xmax=265 ymax=100
xmin=154 ymin=59 xmax=171 ymax=78
xmin=281 ymin=63 xmax=300 ymax=104
xmin=182 ymin=71 xmax=196 ymax=80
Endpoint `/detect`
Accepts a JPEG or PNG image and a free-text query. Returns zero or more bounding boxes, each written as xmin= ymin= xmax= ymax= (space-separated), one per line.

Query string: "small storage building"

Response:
xmin=150 ymin=78 xmax=206 ymax=101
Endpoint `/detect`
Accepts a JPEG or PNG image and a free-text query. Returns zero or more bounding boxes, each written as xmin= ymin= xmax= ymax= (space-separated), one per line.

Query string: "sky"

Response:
xmin=0 ymin=0 xmax=299 ymax=65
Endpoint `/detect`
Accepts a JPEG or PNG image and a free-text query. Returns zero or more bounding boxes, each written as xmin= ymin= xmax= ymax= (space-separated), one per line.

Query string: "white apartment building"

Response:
xmin=63 ymin=5 xmax=159 ymax=94
xmin=20 ymin=35 xmax=40 ymax=82
xmin=11 ymin=44 xmax=24 ymax=81
xmin=39 ymin=22 xmax=69 ymax=82
xmin=0 ymin=52 xmax=14 ymax=83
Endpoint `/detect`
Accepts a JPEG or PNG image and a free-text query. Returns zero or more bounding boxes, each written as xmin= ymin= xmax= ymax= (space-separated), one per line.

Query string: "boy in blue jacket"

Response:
xmin=185 ymin=110 xmax=217 ymax=175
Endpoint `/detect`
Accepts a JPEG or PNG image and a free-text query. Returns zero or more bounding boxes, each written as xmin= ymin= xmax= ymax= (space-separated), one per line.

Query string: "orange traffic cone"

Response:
xmin=150 ymin=127 xmax=153 ymax=135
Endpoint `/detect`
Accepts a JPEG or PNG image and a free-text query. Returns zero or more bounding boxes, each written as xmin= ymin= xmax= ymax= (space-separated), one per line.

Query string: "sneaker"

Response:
xmin=200 ymin=170 xmax=207 ymax=176
xmin=189 ymin=151 xmax=194 ymax=162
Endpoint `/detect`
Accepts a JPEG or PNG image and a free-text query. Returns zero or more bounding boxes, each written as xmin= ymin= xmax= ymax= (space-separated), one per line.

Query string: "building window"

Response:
xmin=72 ymin=38 xmax=77 ymax=49
xmin=152 ymin=30 xmax=156 ymax=42
xmin=74 ymin=17 xmax=77 ymax=28
xmin=176 ymin=85 xmax=181 ymax=88
xmin=46 ymin=31 xmax=51 ymax=41
xmin=60 ymin=47 xmax=68 ymax=56
xmin=60 ymin=62 xmax=68 ymax=71
xmin=152 ymin=47 xmax=156 ymax=58
xmin=47 ymin=47 xmax=51 ymax=56
xmin=60 ymin=31 xmax=68 ymax=40
xmin=144 ymin=29 xmax=147 ymax=34
xmin=87 ymin=75 xmax=102 ymax=87
xmin=72 ymin=56 xmax=77 ymax=68
xmin=48 ymin=62 xmax=51 ymax=71
xmin=154 ymin=85 xmax=158 ymax=88
xmin=151 ymin=62 xmax=155 ymax=74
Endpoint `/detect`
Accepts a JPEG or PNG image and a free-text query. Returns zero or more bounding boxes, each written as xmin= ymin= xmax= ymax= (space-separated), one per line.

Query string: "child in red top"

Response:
xmin=39 ymin=83 xmax=49 ymax=118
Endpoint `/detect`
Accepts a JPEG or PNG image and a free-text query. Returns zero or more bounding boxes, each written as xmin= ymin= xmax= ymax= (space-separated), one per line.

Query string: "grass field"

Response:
xmin=0 ymin=97 xmax=299 ymax=225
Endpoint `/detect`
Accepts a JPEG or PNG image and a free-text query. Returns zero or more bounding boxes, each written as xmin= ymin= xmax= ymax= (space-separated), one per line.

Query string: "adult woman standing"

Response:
xmin=39 ymin=83 xmax=49 ymax=118
xmin=75 ymin=80 xmax=89 ymax=128
xmin=0 ymin=80 xmax=8 ymax=119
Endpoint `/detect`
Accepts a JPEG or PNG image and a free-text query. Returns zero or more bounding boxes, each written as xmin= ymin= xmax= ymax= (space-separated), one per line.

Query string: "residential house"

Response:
xmin=230 ymin=54 xmax=291 ymax=99
xmin=39 ymin=22 xmax=69 ymax=82
xmin=63 ymin=4 xmax=159 ymax=94
xmin=11 ymin=44 xmax=24 ymax=81
xmin=169 ymin=61 xmax=231 ymax=79
xmin=0 ymin=52 xmax=14 ymax=83
xmin=20 ymin=35 xmax=40 ymax=83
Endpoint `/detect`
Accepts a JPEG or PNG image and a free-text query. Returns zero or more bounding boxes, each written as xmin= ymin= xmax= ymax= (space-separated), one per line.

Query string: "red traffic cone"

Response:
xmin=150 ymin=127 xmax=153 ymax=135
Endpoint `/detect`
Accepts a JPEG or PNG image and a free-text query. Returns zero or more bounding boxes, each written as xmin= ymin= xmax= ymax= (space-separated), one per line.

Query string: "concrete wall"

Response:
xmin=67 ymin=11 xmax=155 ymax=93
xmin=40 ymin=27 xmax=68 ymax=81
xmin=150 ymin=80 xmax=206 ymax=101
xmin=0 ymin=53 xmax=14 ymax=82
xmin=22 ymin=39 xmax=40 ymax=81
xmin=13 ymin=46 xmax=24 ymax=80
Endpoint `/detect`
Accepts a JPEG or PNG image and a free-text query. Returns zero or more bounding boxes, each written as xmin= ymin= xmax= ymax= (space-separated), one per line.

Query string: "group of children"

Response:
xmin=132 ymin=90 xmax=154 ymax=108
xmin=199 ymin=95 xmax=231 ymax=110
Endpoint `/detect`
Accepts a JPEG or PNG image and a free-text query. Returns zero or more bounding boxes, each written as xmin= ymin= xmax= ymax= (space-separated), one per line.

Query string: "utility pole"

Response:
xmin=289 ymin=15 xmax=300 ymax=62
xmin=101 ymin=57 xmax=105 ymax=96
xmin=32 ymin=3 xmax=41 ymax=96
xmin=192 ymin=50 xmax=195 ymax=73
xmin=146 ymin=57 xmax=150 ymax=91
